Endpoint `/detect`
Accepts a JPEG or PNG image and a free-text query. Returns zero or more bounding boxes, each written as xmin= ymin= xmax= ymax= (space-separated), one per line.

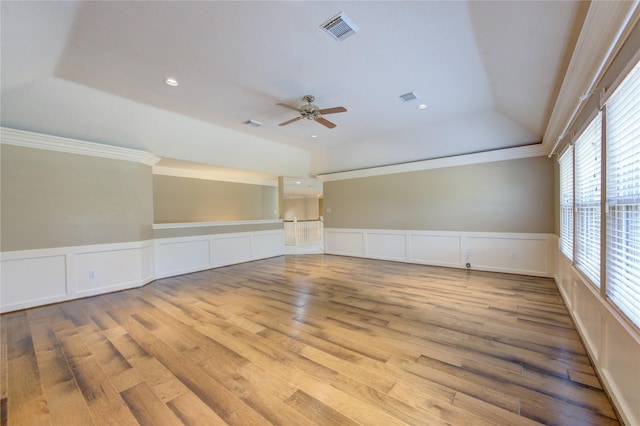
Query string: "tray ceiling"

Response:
xmin=1 ymin=1 xmax=588 ymax=178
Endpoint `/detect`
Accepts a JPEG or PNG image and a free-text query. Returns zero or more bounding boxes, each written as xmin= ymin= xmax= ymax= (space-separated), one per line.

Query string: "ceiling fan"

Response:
xmin=277 ymin=95 xmax=347 ymax=129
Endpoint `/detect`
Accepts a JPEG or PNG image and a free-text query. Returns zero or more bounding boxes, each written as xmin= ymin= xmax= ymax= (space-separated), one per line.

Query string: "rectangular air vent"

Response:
xmin=399 ymin=91 xmax=420 ymax=102
xmin=244 ymin=119 xmax=262 ymax=127
xmin=321 ymin=12 xmax=360 ymax=41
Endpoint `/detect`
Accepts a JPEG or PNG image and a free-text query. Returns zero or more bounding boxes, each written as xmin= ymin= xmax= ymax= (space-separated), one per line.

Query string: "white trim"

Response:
xmin=316 ymin=144 xmax=548 ymax=181
xmin=154 ymin=229 xmax=284 ymax=279
xmin=324 ymin=228 xmax=556 ymax=277
xmin=1 ymin=228 xmax=285 ymax=313
xmin=602 ymin=46 xmax=640 ymax=106
xmin=153 ymin=219 xmax=282 ymax=230
xmin=555 ymin=253 xmax=640 ymax=426
xmin=545 ymin=1 xmax=640 ymax=156
xmin=0 ymin=127 xmax=160 ymax=166
xmin=152 ymin=165 xmax=278 ymax=186
xmin=1 ymin=240 xmax=155 ymax=313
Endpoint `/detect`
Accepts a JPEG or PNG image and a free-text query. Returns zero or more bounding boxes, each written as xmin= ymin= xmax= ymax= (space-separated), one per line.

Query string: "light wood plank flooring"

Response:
xmin=1 ymin=255 xmax=619 ymax=425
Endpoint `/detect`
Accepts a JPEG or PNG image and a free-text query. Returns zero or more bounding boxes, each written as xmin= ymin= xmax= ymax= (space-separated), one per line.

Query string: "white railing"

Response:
xmin=284 ymin=218 xmax=323 ymax=246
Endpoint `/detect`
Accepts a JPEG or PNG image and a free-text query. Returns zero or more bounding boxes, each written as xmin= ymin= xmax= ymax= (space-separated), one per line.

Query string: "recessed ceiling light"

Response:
xmin=165 ymin=78 xmax=179 ymax=87
xmin=311 ymin=134 xmax=318 ymax=138
xmin=296 ymin=181 xmax=302 ymax=184
xmin=417 ymin=104 xmax=428 ymax=110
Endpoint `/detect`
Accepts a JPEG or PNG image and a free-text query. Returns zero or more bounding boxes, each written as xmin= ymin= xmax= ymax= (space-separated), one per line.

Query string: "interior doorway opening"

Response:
xmin=281 ymin=177 xmax=324 ymax=253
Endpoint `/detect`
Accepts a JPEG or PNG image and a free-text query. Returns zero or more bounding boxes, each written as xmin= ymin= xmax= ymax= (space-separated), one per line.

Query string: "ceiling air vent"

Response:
xmin=321 ymin=12 xmax=360 ymax=41
xmin=244 ymin=119 xmax=262 ymax=127
xmin=399 ymin=91 xmax=420 ymax=102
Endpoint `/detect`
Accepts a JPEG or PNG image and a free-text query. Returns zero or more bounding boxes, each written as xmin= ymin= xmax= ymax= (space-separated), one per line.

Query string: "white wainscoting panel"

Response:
xmin=1 ymin=241 xmax=154 ymax=313
xmin=324 ymin=228 xmax=554 ymax=277
xmin=154 ymin=238 xmax=211 ymax=279
xmin=466 ymin=235 xmax=548 ymax=275
xmin=155 ymin=229 xmax=284 ymax=279
xmin=604 ymin=316 xmax=640 ymax=424
xmin=1 ymin=229 xmax=283 ymax=313
xmin=555 ymin=254 xmax=640 ymax=426
xmin=211 ymin=235 xmax=252 ymax=268
xmin=1 ymin=253 xmax=67 ymax=310
xmin=366 ymin=232 xmax=407 ymax=261
xmin=324 ymin=231 xmax=365 ymax=257
xmin=573 ymin=278 xmax=603 ymax=359
xmin=409 ymin=233 xmax=461 ymax=267
xmin=75 ymin=245 xmax=153 ymax=295
xmin=252 ymin=231 xmax=285 ymax=260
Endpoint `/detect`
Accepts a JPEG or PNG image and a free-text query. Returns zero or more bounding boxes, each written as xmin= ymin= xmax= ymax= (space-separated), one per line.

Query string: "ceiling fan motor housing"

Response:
xmin=301 ymin=103 xmax=320 ymax=119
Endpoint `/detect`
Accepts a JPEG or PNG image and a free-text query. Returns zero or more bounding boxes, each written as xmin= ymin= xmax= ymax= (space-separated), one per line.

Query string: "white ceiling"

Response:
xmin=1 ymin=1 xmax=588 ymax=181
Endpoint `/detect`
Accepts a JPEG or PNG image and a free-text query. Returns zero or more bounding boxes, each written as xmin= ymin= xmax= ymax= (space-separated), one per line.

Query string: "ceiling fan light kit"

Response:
xmin=277 ymin=95 xmax=347 ymax=129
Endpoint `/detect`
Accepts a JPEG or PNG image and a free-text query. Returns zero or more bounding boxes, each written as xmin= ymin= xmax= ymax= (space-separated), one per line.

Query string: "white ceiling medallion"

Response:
xmin=321 ymin=12 xmax=360 ymax=41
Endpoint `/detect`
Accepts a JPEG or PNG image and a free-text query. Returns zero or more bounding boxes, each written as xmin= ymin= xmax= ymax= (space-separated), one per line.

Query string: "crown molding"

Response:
xmin=0 ymin=127 xmax=160 ymax=166
xmin=152 ymin=166 xmax=278 ymax=187
xmin=316 ymin=143 xmax=549 ymax=182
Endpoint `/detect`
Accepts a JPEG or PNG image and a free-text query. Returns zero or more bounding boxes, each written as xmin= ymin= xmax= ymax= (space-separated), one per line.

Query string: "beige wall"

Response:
xmin=284 ymin=197 xmax=319 ymax=221
xmin=153 ymin=175 xmax=278 ymax=223
xmin=323 ymin=155 xmax=554 ymax=233
xmin=1 ymin=145 xmax=153 ymax=251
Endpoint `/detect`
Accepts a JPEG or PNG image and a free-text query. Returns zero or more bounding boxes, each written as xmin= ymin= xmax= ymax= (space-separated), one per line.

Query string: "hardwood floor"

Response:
xmin=1 ymin=255 xmax=619 ymax=425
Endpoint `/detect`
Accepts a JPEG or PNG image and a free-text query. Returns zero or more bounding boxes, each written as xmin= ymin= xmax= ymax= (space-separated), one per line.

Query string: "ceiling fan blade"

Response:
xmin=316 ymin=117 xmax=337 ymax=129
xmin=318 ymin=106 xmax=347 ymax=115
xmin=279 ymin=116 xmax=303 ymax=126
xmin=276 ymin=102 xmax=301 ymax=112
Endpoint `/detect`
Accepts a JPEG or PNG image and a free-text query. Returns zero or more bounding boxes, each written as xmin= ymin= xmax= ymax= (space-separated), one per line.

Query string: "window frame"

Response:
xmin=557 ymin=55 xmax=640 ymax=331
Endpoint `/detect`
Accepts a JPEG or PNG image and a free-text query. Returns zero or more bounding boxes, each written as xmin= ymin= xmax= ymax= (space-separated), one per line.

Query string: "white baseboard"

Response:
xmin=324 ymin=228 xmax=556 ymax=277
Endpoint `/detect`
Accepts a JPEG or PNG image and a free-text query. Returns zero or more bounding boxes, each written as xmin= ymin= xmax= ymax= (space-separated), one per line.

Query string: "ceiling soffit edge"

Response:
xmin=316 ymin=143 xmax=549 ymax=182
xmin=543 ymin=1 xmax=640 ymax=154
xmin=152 ymin=166 xmax=278 ymax=187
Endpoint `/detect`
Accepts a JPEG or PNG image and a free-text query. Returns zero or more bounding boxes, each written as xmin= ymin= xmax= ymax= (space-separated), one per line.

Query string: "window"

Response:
xmin=559 ymin=146 xmax=574 ymax=260
xmin=574 ymin=114 xmax=602 ymax=287
xmin=606 ymin=60 xmax=640 ymax=327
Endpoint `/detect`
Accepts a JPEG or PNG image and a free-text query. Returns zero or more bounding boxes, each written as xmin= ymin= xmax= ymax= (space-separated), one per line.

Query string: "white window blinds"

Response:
xmin=575 ymin=114 xmax=602 ymax=287
xmin=559 ymin=146 xmax=574 ymax=260
xmin=606 ymin=59 xmax=640 ymax=328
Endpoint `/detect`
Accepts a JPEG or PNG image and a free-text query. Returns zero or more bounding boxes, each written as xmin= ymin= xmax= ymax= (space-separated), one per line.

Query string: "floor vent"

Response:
xmin=321 ymin=12 xmax=360 ymax=41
